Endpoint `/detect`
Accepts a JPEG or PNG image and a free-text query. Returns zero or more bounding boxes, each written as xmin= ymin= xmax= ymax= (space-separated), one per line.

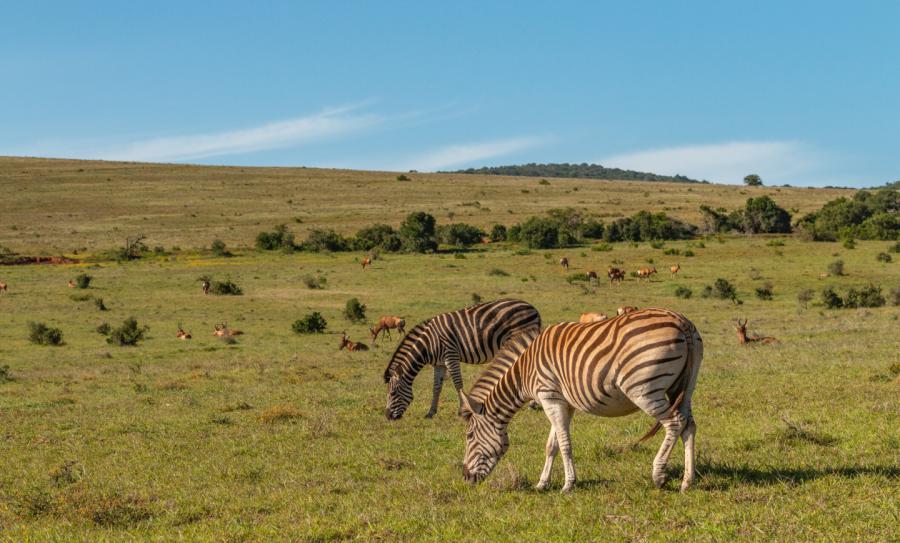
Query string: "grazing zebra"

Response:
xmin=460 ymin=308 xmax=703 ymax=492
xmin=383 ymin=299 xmax=541 ymax=420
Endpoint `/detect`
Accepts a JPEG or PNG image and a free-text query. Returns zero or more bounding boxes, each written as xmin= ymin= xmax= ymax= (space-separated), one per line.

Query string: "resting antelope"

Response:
xmin=339 ymin=332 xmax=369 ymax=351
xmin=213 ymin=323 xmax=243 ymax=337
xmin=607 ymin=267 xmax=625 ymax=284
xmin=670 ymin=263 xmax=680 ymax=278
xmin=733 ymin=319 xmax=779 ymax=345
xmin=637 ymin=267 xmax=657 ymax=281
xmin=617 ymin=306 xmax=638 ymax=315
xmin=0 ymin=281 xmax=7 ymax=293
xmin=559 ymin=257 xmax=569 ymax=271
xmin=361 ymin=257 xmax=372 ymax=270
xmin=67 ymin=280 xmax=76 ymax=288
xmin=370 ymin=316 xmax=406 ymax=343
xmin=579 ymin=312 xmax=608 ymax=324
xmin=176 ymin=328 xmax=192 ymax=340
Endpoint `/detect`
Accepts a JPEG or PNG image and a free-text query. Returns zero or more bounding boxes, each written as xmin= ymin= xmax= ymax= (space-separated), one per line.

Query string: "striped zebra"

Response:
xmin=460 ymin=308 xmax=703 ymax=492
xmin=383 ymin=299 xmax=541 ymax=420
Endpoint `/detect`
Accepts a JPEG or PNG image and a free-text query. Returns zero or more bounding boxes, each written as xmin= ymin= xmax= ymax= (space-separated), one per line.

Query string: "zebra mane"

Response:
xmin=382 ymin=320 xmax=431 ymax=383
xmin=468 ymin=328 xmax=539 ymax=402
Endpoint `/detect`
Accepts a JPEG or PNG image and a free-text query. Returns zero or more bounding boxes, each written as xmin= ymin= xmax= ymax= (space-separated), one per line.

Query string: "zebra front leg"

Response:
xmin=444 ymin=356 xmax=465 ymax=416
xmin=535 ymin=428 xmax=558 ymax=491
xmin=424 ymin=364 xmax=446 ymax=419
xmin=539 ymin=394 xmax=576 ymax=493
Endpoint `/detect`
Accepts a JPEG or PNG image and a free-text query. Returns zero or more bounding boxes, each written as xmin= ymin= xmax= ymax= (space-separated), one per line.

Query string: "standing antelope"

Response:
xmin=0 ymin=281 xmax=7 ymax=293
xmin=607 ymin=267 xmax=625 ymax=284
xmin=384 ymin=299 xmax=541 ymax=420
xmin=733 ymin=319 xmax=779 ymax=345
xmin=586 ymin=271 xmax=598 ymax=284
xmin=559 ymin=257 xmax=569 ymax=271
xmin=176 ymin=328 xmax=192 ymax=340
xmin=339 ymin=332 xmax=370 ymax=352
xmin=461 ymin=308 xmax=703 ymax=492
xmin=213 ymin=323 xmax=243 ymax=337
xmin=617 ymin=306 xmax=638 ymax=315
xmin=670 ymin=263 xmax=680 ymax=278
xmin=201 ymin=279 xmax=210 ymax=295
xmin=578 ymin=312 xmax=607 ymax=324
xmin=361 ymin=257 xmax=372 ymax=270
xmin=637 ymin=266 xmax=657 ymax=280
xmin=371 ymin=316 xmax=406 ymax=343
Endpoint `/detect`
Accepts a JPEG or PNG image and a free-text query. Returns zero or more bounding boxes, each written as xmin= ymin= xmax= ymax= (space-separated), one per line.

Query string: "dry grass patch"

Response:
xmin=258 ymin=404 xmax=302 ymax=424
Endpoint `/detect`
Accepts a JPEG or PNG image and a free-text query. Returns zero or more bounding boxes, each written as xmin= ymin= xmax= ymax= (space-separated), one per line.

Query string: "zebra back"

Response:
xmin=469 ymin=327 xmax=540 ymax=402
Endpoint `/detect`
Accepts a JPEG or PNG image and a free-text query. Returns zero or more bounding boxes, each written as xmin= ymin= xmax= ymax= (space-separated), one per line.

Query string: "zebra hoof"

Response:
xmin=424 ymin=411 xmax=436 ymax=419
xmin=534 ymin=481 xmax=549 ymax=491
xmin=560 ymin=483 xmax=575 ymax=494
xmin=679 ymin=479 xmax=693 ymax=492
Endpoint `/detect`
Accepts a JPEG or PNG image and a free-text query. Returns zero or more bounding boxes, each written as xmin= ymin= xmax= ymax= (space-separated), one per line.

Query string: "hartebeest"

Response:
xmin=370 ymin=316 xmax=406 ymax=343
xmin=176 ymin=328 xmax=192 ymax=340
xmin=213 ymin=323 xmax=243 ymax=337
xmin=607 ymin=267 xmax=625 ymax=284
xmin=559 ymin=257 xmax=569 ymax=271
xmin=579 ymin=312 xmax=608 ymax=323
xmin=586 ymin=271 xmax=598 ymax=283
xmin=361 ymin=257 xmax=372 ymax=270
xmin=339 ymin=332 xmax=369 ymax=351
xmin=67 ymin=280 xmax=76 ymax=288
xmin=617 ymin=306 xmax=638 ymax=315
xmin=637 ymin=266 xmax=657 ymax=280
xmin=201 ymin=279 xmax=210 ymax=295
xmin=0 ymin=281 xmax=7 ymax=293
xmin=670 ymin=263 xmax=680 ymax=278
xmin=733 ymin=319 xmax=779 ymax=345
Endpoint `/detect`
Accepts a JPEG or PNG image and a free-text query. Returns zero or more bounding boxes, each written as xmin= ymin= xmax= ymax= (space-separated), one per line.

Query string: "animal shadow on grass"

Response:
xmin=695 ymin=462 xmax=900 ymax=490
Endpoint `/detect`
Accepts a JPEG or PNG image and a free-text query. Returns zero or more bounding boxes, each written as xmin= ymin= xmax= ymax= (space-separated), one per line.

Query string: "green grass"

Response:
xmin=0 ymin=158 xmax=897 ymax=540
xmin=0 ymin=238 xmax=897 ymax=541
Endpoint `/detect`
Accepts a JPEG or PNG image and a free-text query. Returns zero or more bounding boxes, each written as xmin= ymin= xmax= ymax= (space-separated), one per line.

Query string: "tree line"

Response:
xmin=445 ymin=162 xmax=706 ymax=184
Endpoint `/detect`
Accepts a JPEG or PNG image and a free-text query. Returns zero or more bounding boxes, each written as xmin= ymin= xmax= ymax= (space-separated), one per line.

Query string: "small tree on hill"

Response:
xmin=744 ymin=174 xmax=763 ymax=186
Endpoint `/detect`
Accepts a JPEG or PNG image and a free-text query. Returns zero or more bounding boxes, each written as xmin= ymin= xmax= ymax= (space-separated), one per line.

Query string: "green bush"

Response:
xmin=437 ymin=223 xmax=485 ymax=247
xmin=303 ymin=275 xmax=327 ymax=289
xmin=755 ymin=284 xmax=774 ymax=300
xmin=210 ymin=279 xmax=243 ymax=295
xmin=674 ymin=285 xmax=692 ymax=299
xmin=302 ymin=229 xmax=351 ymax=252
xmin=603 ymin=211 xmax=696 ymax=242
xmin=396 ymin=174 xmax=411 ymax=181
xmin=471 ymin=293 xmax=482 ymax=304
xmin=517 ymin=217 xmax=562 ymax=249
xmin=844 ymin=285 xmax=885 ymax=308
xmin=256 ymin=225 xmax=295 ymax=251
xmin=399 ymin=212 xmax=438 ymax=253
xmin=828 ymin=260 xmax=845 ymax=276
xmin=797 ymin=288 xmax=815 ymax=308
xmin=293 ymin=312 xmax=327 ymax=334
xmin=96 ymin=323 xmax=111 ymax=336
xmin=796 ymin=189 xmax=898 ymax=241
xmin=821 ymin=288 xmax=844 ymax=309
xmin=876 ymin=252 xmax=892 ymax=263
xmin=28 ymin=322 xmax=64 ymax=346
xmin=649 ymin=241 xmax=665 ymax=249
xmin=489 ymin=224 xmax=507 ymax=242
xmin=842 ymin=238 xmax=856 ymax=250
xmin=211 ymin=239 xmax=232 ymax=257
xmin=538 ymin=178 xmax=550 ymax=185
xmin=663 ymin=248 xmax=680 ymax=256
xmin=94 ymin=297 xmax=108 ymax=311
xmin=107 ymin=317 xmax=148 ymax=346
xmin=566 ymin=273 xmax=591 ymax=283
xmin=488 ymin=268 xmax=510 ymax=277
xmin=592 ymin=242 xmax=613 ymax=252
xmin=343 ymin=298 xmax=367 ymax=323
xmin=581 ymin=219 xmax=604 ymax=239
xmin=889 ymin=241 xmax=900 ymax=253
xmin=0 ymin=365 xmax=12 ymax=383
xmin=683 ymin=249 xmax=695 ymax=257
xmin=74 ymin=273 xmax=92 ymax=289
xmin=705 ymin=278 xmax=741 ymax=304
xmin=354 ymin=224 xmax=402 ymax=252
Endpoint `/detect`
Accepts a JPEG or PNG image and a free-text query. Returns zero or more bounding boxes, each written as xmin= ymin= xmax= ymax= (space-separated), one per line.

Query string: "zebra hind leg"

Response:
xmin=680 ymin=407 xmax=696 ymax=492
xmin=627 ymin=391 xmax=687 ymax=489
xmin=425 ymin=365 xmax=446 ymax=419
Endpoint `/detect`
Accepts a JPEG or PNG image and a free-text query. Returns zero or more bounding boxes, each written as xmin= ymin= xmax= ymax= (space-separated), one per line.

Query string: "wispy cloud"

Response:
xmin=598 ymin=141 xmax=823 ymax=184
xmin=90 ymin=104 xmax=382 ymax=162
xmin=402 ymin=136 xmax=550 ymax=172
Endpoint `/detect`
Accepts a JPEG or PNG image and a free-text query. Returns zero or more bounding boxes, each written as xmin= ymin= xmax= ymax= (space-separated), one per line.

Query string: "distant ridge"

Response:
xmin=445 ymin=162 xmax=707 ymax=184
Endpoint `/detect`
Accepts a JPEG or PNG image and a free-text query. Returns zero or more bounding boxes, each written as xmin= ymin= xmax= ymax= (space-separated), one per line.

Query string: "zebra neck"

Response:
xmin=482 ymin=362 xmax=530 ymax=426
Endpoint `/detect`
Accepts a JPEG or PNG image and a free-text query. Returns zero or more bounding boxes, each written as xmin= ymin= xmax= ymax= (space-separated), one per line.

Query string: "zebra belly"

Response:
xmin=558 ymin=383 xmax=640 ymax=417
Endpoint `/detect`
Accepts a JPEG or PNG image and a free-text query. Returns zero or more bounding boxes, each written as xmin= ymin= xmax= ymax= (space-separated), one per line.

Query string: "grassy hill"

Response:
xmin=0 ymin=156 xmax=852 ymax=254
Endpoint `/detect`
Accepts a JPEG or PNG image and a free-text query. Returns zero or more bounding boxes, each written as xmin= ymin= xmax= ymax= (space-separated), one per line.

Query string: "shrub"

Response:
xmin=876 ymin=252 xmax=892 ymax=263
xmin=707 ymin=278 xmax=741 ymax=304
xmin=0 ymin=365 xmax=12 ymax=383
xmin=471 ymin=293 xmax=482 ymax=304
xmin=649 ymin=241 xmax=665 ymax=249
xmin=355 ymin=224 xmax=401 ymax=252
xmin=566 ymin=273 xmax=591 ymax=283
xmin=766 ymin=239 xmax=786 ymax=247
xmin=210 ymin=279 xmax=243 ymax=296
xmin=437 ymin=223 xmax=485 ymax=247
xmin=844 ymin=285 xmax=885 ymax=308
xmin=889 ymin=241 xmax=900 ymax=253
xmin=797 ymin=289 xmax=815 ymax=308
xmin=755 ymin=283 xmax=774 ymax=300
xmin=94 ymin=297 xmax=108 ymax=311
xmin=396 ymin=174 xmax=411 ymax=181
xmin=490 ymin=224 xmax=507 ymax=242
xmin=302 ymin=229 xmax=350 ymax=252
xmin=674 ymin=285 xmax=692 ymax=299
xmin=110 ymin=235 xmax=148 ymax=261
xmin=488 ymin=268 xmax=510 ymax=277
xmin=517 ymin=217 xmax=562 ymax=249
xmin=292 ymin=312 xmax=327 ymax=334
xmin=74 ymin=273 xmax=92 ymax=289
xmin=821 ymin=288 xmax=844 ymax=309
xmin=591 ymin=242 xmax=613 ymax=252
xmin=399 ymin=212 xmax=438 ymax=253
xmin=663 ymin=248 xmax=681 ymax=256
xmin=603 ymin=211 xmax=696 ymax=242
xmin=107 ymin=317 xmax=148 ymax=346
xmin=28 ymin=322 xmax=64 ymax=346
xmin=255 ymin=225 xmax=295 ymax=251
xmin=738 ymin=196 xmax=792 ymax=234
xmin=538 ymin=178 xmax=550 ymax=185
xmin=796 ymin=189 xmax=898 ymax=241
xmin=842 ymin=238 xmax=856 ymax=250
xmin=96 ymin=323 xmax=111 ymax=336
xmin=303 ymin=275 xmax=327 ymax=289
xmin=211 ymin=239 xmax=232 ymax=257
xmin=343 ymin=298 xmax=367 ymax=323
xmin=828 ymin=260 xmax=845 ymax=276
xmin=683 ymin=249 xmax=695 ymax=257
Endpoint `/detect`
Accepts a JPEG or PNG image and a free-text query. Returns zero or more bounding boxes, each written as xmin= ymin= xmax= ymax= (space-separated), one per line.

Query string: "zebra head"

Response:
xmin=460 ymin=393 xmax=508 ymax=484
xmin=383 ymin=324 xmax=434 ymax=420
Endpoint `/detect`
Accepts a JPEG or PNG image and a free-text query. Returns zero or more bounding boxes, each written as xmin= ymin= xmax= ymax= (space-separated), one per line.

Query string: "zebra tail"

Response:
xmin=637 ymin=321 xmax=695 ymax=444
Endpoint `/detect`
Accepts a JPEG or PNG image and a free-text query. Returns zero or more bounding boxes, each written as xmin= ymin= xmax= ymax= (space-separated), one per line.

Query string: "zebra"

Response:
xmin=460 ymin=308 xmax=703 ymax=492
xmin=382 ymin=299 xmax=541 ymax=420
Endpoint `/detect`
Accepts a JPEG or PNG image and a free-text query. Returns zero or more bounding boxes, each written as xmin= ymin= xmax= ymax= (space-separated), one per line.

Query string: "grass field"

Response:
xmin=0 ymin=158 xmax=897 ymax=541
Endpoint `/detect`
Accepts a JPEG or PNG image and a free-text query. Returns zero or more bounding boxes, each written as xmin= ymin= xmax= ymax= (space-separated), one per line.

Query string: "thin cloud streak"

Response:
xmin=403 ymin=136 xmax=551 ymax=172
xmin=95 ymin=105 xmax=383 ymax=162
xmin=598 ymin=141 xmax=822 ymax=184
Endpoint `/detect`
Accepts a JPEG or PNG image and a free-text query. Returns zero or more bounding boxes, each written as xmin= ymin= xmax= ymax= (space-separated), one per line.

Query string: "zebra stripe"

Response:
xmin=461 ymin=308 xmax=702 ymax=492
xmin=382 ymin=299 xmax=541 ymax=420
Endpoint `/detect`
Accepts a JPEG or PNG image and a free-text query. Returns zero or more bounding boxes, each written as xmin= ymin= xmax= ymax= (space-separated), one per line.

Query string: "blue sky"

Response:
xmin=2 ymin=1 xmax=898 ymax=186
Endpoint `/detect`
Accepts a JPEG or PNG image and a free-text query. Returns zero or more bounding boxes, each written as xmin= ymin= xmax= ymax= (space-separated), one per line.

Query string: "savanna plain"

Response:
xmin=0 ymin=158 xmax=897 ymax=542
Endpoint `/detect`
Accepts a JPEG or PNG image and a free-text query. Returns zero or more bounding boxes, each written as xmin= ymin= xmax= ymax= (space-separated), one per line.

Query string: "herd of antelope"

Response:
xmin=557 ymin=256 xmax=681 ymax=286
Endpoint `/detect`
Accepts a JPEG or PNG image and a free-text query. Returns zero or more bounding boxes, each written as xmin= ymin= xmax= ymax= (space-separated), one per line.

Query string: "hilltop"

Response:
xmin=446 ymin=162 xmax=706 ymax=183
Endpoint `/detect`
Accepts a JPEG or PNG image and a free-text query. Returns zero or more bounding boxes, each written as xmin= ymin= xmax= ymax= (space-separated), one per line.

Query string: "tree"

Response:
xmin=740 ymin=196 xmax=792 ymax=234
xmin=744 ymin=174 xmax=763 ymax=186
xmin=399 ymin=212 xmax=437 ymax=253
